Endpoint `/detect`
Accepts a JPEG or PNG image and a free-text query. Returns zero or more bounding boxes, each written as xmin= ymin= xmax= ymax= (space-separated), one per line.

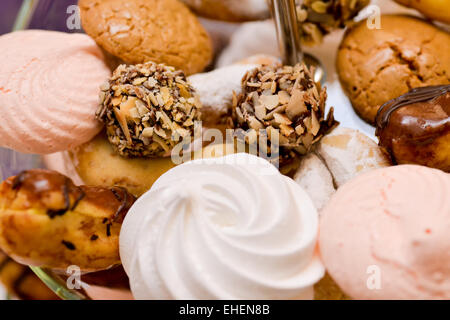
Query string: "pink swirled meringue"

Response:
xmin=0 ymin=30 xmax=110 ymax=154
xmin=320 ymin=165 xmax=450 ymax=299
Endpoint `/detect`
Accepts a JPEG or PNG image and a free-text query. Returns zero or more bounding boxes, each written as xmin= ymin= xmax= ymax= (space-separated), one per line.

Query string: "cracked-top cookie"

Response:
xmin=79 ymin=0 xmax=213 ymax=75
xmin=337 ymin=15 xmax=450 ymax=124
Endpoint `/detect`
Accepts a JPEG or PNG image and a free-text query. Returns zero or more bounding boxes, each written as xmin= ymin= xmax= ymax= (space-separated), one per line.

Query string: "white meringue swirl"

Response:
xmin=120 ymin=153 xmax=324 ymax=300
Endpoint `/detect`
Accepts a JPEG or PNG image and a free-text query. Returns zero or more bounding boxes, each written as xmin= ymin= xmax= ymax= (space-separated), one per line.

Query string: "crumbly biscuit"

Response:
xmin=79 ymin=0 xmax=213 ymax=75
xmin=337 ymin=15 xmax=450 ymax=124
xmin=188 ymin=63 xmax=258 ymax=128
xmin=316 ymin=127 xmax=391 ymax=187
xmin=292 ymin=127 xmax=390 ymax=214
xmin=69 ymin=133 xmax=176 ymax=198
xmin=293 ymin=153 xmax=336 ymax=212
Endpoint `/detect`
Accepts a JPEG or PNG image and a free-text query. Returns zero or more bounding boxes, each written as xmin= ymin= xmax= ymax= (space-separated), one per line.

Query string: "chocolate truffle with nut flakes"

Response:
xmin=97 ymin=62 xmax=202 ymax=158
xmin=233 ymin=63 xmax=337 ymax=157
xmin=296 ymin=0 xmax=370 ymax=46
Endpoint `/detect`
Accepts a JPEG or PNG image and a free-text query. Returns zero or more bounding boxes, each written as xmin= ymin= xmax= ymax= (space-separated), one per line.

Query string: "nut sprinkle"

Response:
xmin=233 ymin=63 xmax=338 ymax=157
xmin=297 ymin=0 xmax=370 ymax=46
xmin=96 ymin=62 xmax=202 ymax=158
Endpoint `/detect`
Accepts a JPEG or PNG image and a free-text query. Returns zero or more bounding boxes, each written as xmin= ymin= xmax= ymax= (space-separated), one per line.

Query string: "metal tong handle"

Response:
xmin=270 ymin=0 xmax=303 ymax=66
xmin=270 ymin=0 xmax=326 ymax=83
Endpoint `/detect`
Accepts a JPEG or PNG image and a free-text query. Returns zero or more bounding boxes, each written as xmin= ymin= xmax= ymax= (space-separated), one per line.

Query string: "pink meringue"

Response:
xmin=320 ymin=165 xmax=450 ymax=299
xmin=0 ymin=30 xmax=110 ymax=154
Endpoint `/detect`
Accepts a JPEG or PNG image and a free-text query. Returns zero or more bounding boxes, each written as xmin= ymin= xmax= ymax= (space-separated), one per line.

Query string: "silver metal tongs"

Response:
xmin=269 ymin=0 xmax=325 ymax=83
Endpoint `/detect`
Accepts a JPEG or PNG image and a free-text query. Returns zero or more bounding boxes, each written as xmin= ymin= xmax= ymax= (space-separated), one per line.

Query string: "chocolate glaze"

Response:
xmin=110 ymin=186 xmax=131 ymax=222
xmin=90 ymin=234 xmax=99 ymax=241
xmin=4 ymin=169 xmax=135 ymax=222
xmin=61 ymin=240 xmax=76 ymax=251
xmin=376 ymin=85 xmax=450 ymax=131
xmin=9 ymin=170 xmax=84 ymax=218
xmin=375 ymin=85 xmax=450 ymax=170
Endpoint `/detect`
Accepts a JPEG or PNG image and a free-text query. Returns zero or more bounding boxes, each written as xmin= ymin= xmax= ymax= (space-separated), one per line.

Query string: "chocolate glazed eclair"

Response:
xmin=0 ymin=169 xmax=136 ymax=272
xmin=376 ymin=85 xmax=450 ymax=172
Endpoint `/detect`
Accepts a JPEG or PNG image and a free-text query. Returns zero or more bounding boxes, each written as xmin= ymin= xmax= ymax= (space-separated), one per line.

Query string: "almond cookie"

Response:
xmin=337 ymin=15 xmax=450 ymax=124
xmin=79 ymin=0 xmax=213 ymax=76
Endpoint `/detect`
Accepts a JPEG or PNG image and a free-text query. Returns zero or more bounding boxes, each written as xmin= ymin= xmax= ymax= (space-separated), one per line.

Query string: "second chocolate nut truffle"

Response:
xmin=79 ymin=0 xmax=213 ymax=75
xmin=297 ymin=0 xmax=370 ymax=46
xmin=233 ymin=63 xmax=338 ymax=157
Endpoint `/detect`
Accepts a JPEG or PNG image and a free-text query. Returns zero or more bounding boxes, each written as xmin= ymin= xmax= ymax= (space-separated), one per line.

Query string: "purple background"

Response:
xmin=0 ymin=0 xmax=78 ymax=35
xmin=0 ymin=1 xmax=20 ymax=34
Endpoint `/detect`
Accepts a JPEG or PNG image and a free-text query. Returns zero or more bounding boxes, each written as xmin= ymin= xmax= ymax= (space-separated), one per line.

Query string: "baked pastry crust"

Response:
xmin=337 ymin=15 xmax=450 ymax=124
xmin=394 ymin=0 xmax=450 ymax=24
xmin=0 ymin=170 xmax=135 ymax=272
xmin=181 ymin=0 xmax=270 ymax=22
xmin=79 ymin=0 xmax=213 ymax=75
